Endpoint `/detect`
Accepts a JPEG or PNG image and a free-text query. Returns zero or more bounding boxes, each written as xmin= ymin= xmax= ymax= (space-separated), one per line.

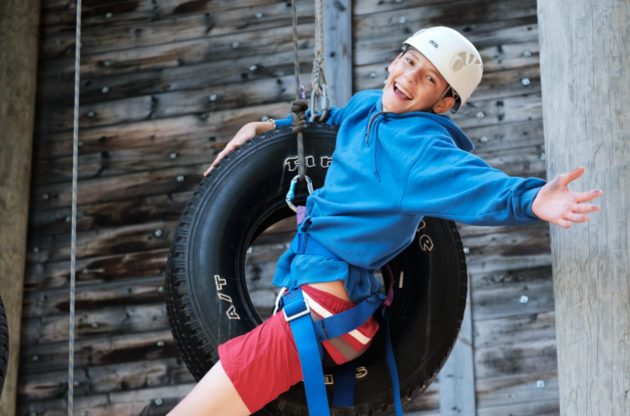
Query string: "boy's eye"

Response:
xmin=405 ymin=57 xmax=415 ymax=66
xmin=426 ymin=76 xmax=435 ymax=84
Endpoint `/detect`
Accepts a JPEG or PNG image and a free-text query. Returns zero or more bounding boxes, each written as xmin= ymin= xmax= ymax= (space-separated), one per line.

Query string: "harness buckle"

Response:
xmin=282 ymin=291 xmax=312 ymax=322
xmin=283 ymin=303 xmax=311 ymax=322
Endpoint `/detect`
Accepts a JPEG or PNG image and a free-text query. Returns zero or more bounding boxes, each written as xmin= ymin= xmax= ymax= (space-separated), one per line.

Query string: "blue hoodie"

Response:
xmin=273 ymin=90 xmax=545 ymax=302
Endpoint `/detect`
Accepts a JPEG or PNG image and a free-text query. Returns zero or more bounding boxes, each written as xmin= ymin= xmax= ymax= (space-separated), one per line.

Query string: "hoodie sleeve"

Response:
xmin=400 ymin=136 xmax=546 ymax=225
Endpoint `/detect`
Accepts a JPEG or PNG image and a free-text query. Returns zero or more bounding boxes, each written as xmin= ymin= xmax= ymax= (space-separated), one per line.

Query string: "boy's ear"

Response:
xmin=432 ymin=96 xmax=456 ymax=114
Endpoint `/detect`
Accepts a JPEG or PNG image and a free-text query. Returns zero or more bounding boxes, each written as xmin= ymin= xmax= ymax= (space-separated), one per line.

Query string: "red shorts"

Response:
xmin=218 ymin=284 xmax=379 ymax=413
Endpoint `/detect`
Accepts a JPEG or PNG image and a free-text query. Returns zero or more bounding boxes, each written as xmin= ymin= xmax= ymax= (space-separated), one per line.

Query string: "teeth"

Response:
xmin=395 ymin=83 xmax=412 ymax=99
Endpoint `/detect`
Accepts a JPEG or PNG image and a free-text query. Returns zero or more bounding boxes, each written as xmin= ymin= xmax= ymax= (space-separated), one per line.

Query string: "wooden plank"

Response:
xmin=34 ymin=101 xmax=289 ymax=161
xmin=40 ymin=48 xmax=314 ymax=106
xmin=471 ymin=280 xmax=554 ymax=321
xmin=18 ymin=357 xmax=192 ymax=401
xmin=22 ymin=275 xmax=165 ymax=318
xmin=39 ymin=71 xmax=309 ymax=132
xmin=28 ymin=192 xmax=188 ymax=238
xmin=323 ymin=0 xmax=353 ymax=105
xmin=20 ymin=329 xmax=177 ymax=374
xmin=476 ymin=372 xmax=558 ymax=409
xmin=41 ymin=0 xmax=279 ymax=28
xmin=477 ymin=399 xmax=559 ymax=416
xmin=474 ymin=338 xmax=557 ymax=379
xmin=40 ymin=1 xmax=315 ymax=59
xmin=352 ymin=0 xmax=537 ymax=43
xmin=0 ymin=1 xmax=41 ymax=415
xmin=438 ymin=284 xmax=476 ymax=415
xmin=24 ymin=248 xmax=169 ymax=290
xmin=354 ymin=20 xmax=539 ymax=67
xmin=538 ymin=1 xmax=630 ymax=414
xmin=39 ymin=22 xmax=316 ymax=81
xmin=22 ymin=302 xmax=169 ymax=344
xmin=17 ymin=383 xmax=194 ymax=415
xmin=474 ymin=312 xmax=556 ymax=351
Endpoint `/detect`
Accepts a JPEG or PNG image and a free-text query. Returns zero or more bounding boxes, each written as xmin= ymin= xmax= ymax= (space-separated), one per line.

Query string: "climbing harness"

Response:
xmin=68 ymin=0 xmax=83 ymax=414
xmin=276 ymin=215 xmax=404 ymax=415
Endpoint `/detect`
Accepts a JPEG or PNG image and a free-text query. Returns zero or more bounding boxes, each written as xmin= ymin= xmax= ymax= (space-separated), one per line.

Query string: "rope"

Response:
xmin=290 ymin=0 xmax=307 ymax=181
xmin=68 ymin=0 xmax=82 ymax=414
xmin=311 ymin=0 xmax=326 ymax=97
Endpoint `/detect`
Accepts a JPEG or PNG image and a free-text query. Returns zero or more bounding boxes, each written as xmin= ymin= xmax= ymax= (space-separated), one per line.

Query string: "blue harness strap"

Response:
xmin=283 ymin=288 xmax=331 ymax=416
xmin=281 ymin=228 xmax=404 ymax=415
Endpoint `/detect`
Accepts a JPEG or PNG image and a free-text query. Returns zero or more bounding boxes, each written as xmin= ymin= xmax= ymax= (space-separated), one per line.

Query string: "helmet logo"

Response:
xmin=428 ymin=39 xmax=439 ymax=49
xmin=451 ymin=51 xmax=481 ymax=72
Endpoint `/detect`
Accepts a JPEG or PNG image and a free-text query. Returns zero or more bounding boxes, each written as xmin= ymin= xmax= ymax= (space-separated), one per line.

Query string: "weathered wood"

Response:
xmin=40 ymin=1 xmax=315 ymax=59
xmin=538 ymin=1 xmax=630 ymax=414
xmin=22 ymin=275 xmax=165 ymax=318
xmin=18 ymin=357 xmax=192 ymax=401
xmin=353 ymin=1 xmax=537 ymax=44
xmin=20 ymin=329 xmax=177 ymax=374
xmin=41 ymin=49 xmax=315 ymax=106
xmin=472 ymin=279 xmax=554 ymax=321
xmin=25 ymin=248 xmax=169 ymax=290
xmin=323 ymin=0 xmax=352 ymax=106
xmin=41 ymin=0 xmax=280 ymax=28
xmin=438 ymin=286 xmax=476 ymax=415
xmin=474 ymin=312 xmax=556 ymax=351
xmin=354 ymin=20 xmax=539 ymax=67
xmin=34 ymin=101 xmax=289 ymax=160
xmin=18 ymin=383 xmax=194 ymax=416
xmin=474 ymin=338 xmax=557 ymax=379
xmin=0 ymin=1 xmax=41 ymax=415
xmin=23 ymin=302 xmax=169 ymax=344
xmin=476 ymin=372 xmax=558 ymax=409
xmin=477 ymin=399 xmax=559 ymax=416
xmin=39 ymin=71 xmax=310 ymax=133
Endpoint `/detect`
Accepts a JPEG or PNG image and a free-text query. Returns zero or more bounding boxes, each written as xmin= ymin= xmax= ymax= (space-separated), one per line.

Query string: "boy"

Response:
xmin=171 ymin=26 xmax=602 ymax=415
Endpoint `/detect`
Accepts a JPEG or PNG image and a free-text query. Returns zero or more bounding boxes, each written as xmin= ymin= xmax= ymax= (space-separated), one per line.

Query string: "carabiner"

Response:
xmin=285 ymin=174 xmax=315 ymax=212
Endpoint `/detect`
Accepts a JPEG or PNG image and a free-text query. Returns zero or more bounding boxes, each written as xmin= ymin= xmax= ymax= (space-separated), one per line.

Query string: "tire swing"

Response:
xmin=165 ymin=123 xmax=469 ymax=415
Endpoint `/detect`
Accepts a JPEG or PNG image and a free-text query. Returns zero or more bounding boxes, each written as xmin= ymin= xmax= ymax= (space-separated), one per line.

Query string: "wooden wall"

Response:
xmin=19 ymin=0 xmax=556 ymax=415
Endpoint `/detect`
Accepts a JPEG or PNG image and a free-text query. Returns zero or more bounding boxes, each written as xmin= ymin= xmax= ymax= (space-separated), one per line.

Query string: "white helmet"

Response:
xmin=403 ymin=26 xmax=483 ymax=111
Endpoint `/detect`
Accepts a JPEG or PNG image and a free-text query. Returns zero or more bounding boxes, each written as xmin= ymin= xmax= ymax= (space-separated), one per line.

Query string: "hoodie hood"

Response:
xmin=364 ymin=93 xmax=474 ymax=180
xmin=367 ymin=94 xmax=474 ymax=151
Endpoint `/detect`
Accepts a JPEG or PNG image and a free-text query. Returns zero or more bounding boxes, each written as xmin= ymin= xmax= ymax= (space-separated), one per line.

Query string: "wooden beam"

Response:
xmin=323 ymin=0 xmax=352 ymax=105
xmin=437 ymin=286 xmax=477 ymax=415
xmin=537 ymin=0 xmax=629 ymax=414
xmin=0 ymin=0 xmax=41 ymax=414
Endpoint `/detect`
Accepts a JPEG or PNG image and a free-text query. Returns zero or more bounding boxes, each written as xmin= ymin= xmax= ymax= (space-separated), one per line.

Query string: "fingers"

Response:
xmin=575 ymin=189 xmax=604 ymax=203
xmin=559 ymin=166 xmax=585 ymax=186
xmin=557 ymin=219 xmax=572 ymax=229
xmin=563 ymin=212 xmax=590 ymax=223
xmin=203 ymin=142 xmax=240 ymax=176
xmin=571 ymin=202 xmax=601 ymax=214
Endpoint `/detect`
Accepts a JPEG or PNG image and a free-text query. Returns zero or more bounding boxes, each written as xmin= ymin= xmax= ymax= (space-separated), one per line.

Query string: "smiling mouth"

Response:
xmin=393 ymin=82 xmax=413 ymax=100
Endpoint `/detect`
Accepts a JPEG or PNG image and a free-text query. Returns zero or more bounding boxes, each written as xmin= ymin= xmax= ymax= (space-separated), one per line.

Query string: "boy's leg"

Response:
xmin=167 ymin=360 xmax=250 ymax=416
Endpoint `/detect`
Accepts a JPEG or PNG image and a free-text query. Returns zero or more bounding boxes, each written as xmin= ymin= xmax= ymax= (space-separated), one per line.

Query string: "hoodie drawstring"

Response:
xmin=365 ymin=111 xmax=387 ymax=182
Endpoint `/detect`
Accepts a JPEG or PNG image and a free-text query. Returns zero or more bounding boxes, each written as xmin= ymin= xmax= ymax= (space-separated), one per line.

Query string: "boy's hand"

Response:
xmin=204 ymin=122 xmax=263 ymax=176
xmin=532 ymin=167 xmax=603 ymax=228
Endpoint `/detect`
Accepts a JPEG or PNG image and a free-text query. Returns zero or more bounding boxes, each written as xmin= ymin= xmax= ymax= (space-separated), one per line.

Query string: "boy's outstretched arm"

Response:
xmin=531 ymin=167 xmax=603 ymax=228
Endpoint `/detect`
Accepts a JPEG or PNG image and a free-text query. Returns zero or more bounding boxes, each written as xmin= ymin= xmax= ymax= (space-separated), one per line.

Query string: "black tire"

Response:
xmin=0 ymin=296 xmax=8 ymax=397
xmin=165 ymin=124 xmax=468 ymax=415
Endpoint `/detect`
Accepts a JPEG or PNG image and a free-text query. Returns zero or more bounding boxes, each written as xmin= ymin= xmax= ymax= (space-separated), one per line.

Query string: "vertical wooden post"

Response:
xmin=323 ymin=0 xmax=353 ymax=106
xmin=0 ymin=0 xmax=40 ymax=414
xmin=538 ymin=1 xmax=629 ymax=414
xmin=438 ymin=287 xmax=476 ymax=415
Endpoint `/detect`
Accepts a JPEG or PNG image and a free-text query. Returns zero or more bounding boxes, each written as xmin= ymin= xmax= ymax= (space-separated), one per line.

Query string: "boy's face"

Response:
xmin=382 ymin=47 xmax=455 ymax=114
